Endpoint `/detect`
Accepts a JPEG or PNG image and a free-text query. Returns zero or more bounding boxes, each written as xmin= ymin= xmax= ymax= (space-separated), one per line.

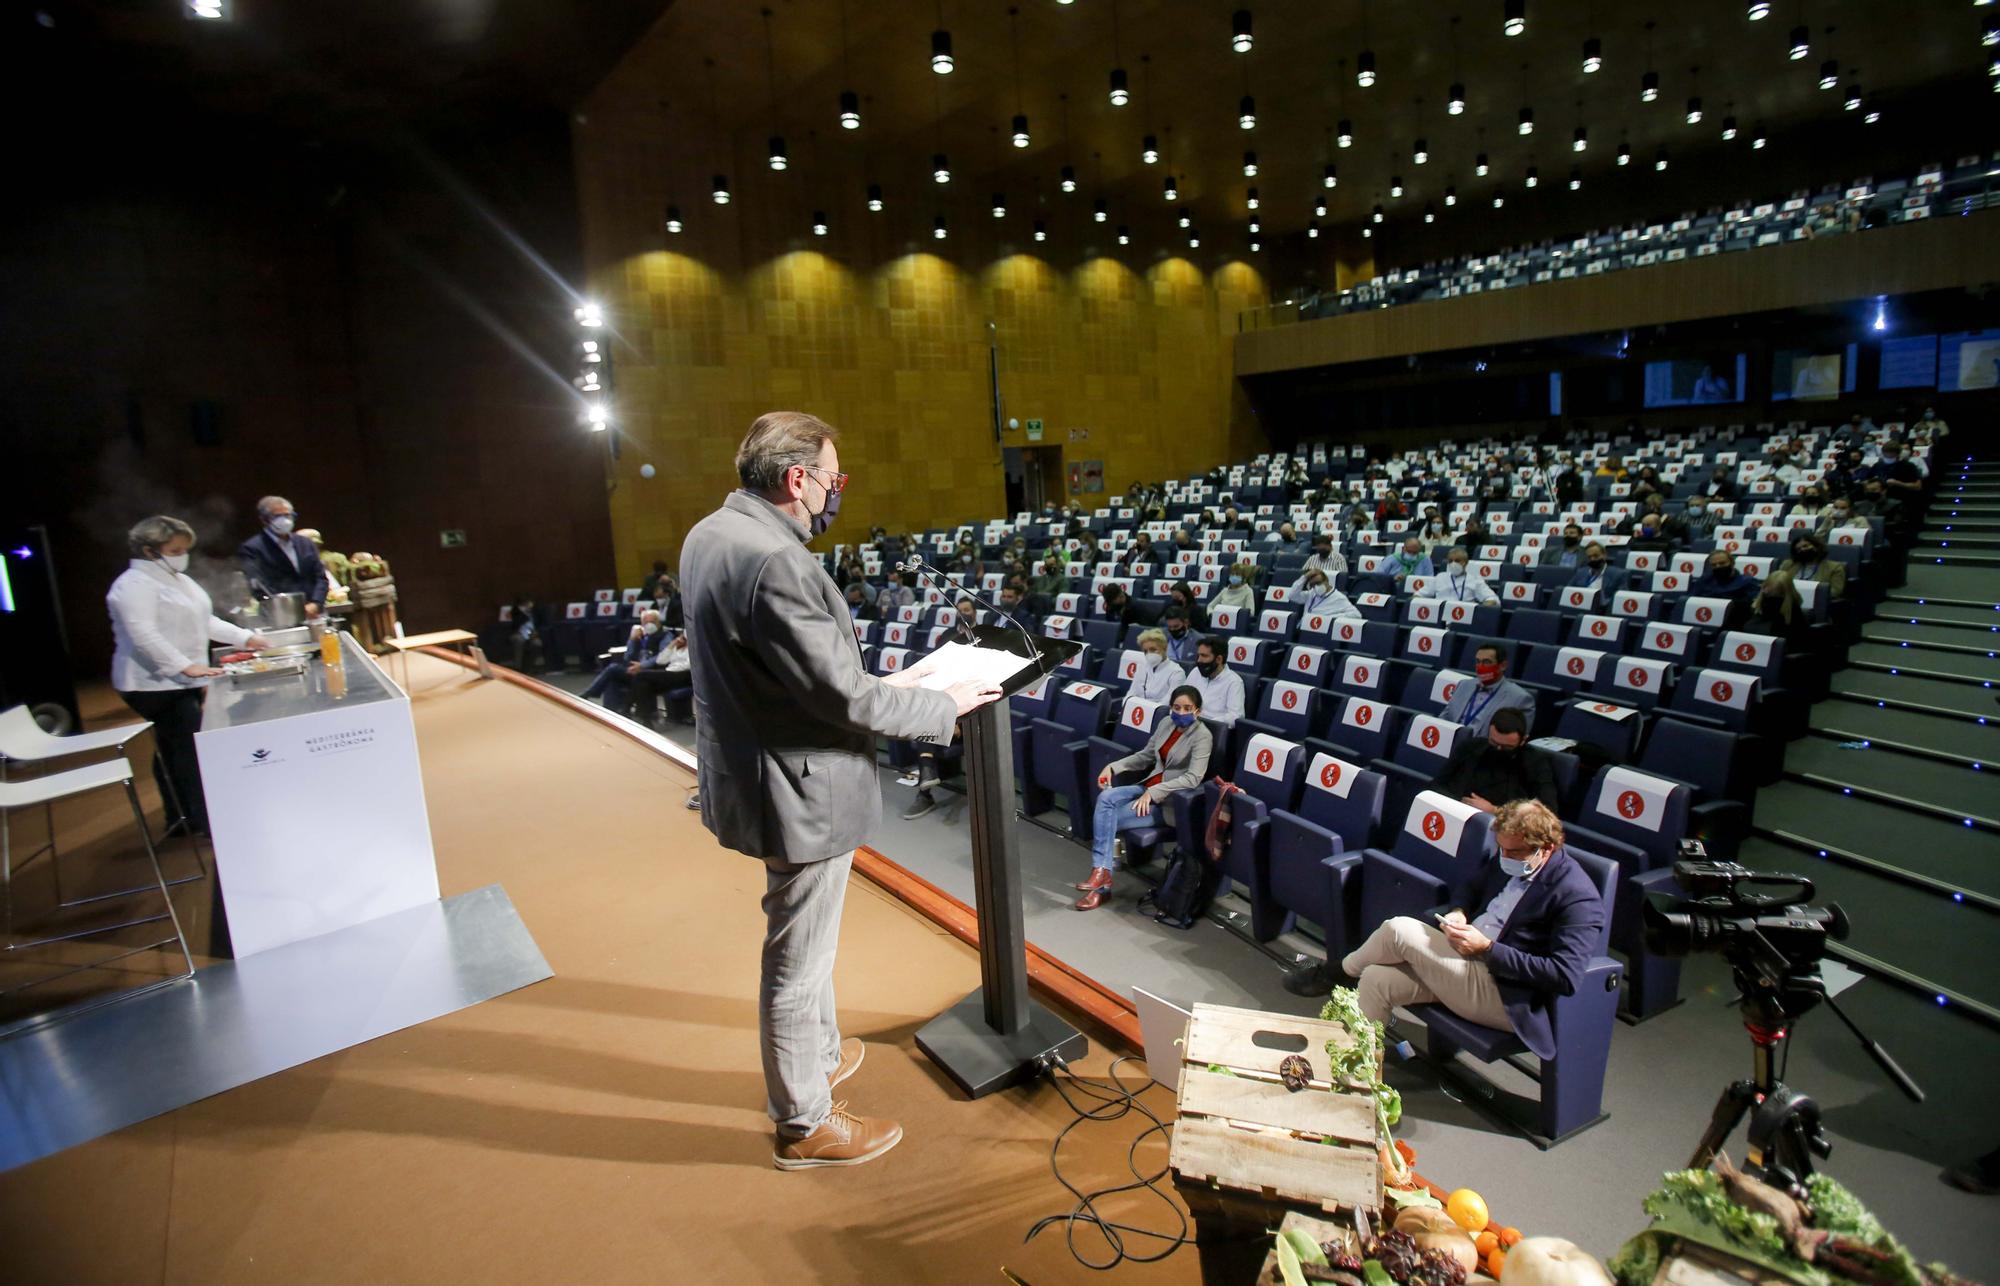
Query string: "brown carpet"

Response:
xmin=0 ymin=657 xmax=1201 ymax=1285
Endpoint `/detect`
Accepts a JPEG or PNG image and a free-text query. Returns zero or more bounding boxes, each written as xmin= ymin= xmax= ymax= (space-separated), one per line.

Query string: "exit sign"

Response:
xmin=1025 ymin=418 xmax=1045 ymax=442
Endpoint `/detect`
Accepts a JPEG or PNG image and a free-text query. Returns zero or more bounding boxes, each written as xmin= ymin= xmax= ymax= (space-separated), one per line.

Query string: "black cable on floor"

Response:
xmin=1023 ymin=1053 xmax=1193 ymax=1271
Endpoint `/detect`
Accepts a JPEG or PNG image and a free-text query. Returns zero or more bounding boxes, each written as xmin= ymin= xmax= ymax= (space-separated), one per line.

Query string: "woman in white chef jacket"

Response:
xmin=107 ymin=516 xmax=270 ymax=835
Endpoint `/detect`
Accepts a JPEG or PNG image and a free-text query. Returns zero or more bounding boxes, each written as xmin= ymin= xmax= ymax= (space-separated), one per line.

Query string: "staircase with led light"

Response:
xmin=1740 ymin=455 xmax=2000 ymax=1028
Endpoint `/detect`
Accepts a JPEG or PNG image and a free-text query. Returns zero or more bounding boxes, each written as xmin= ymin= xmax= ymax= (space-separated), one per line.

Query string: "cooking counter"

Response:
xmin=194 ymin=631 xmax=441 ymax=957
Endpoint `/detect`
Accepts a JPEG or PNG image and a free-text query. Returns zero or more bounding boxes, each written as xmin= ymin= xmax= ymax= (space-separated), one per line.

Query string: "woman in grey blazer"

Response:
xmin=1075 ymin=685 xmax=1211 ymax=911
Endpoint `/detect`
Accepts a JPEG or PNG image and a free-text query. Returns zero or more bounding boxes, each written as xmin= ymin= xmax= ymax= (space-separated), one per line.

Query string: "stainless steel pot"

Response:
xmin=263 ymin=592 xmax=306 ymax=629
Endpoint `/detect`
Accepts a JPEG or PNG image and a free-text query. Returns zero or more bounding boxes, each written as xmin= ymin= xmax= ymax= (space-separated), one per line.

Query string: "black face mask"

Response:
xmin=1485 ymin=742 xmax=1521 ymax=758
xmin=1199 ymin=658 xmax=1222 ymax=677
xmin=1563 ymin=535 xmax=1579 ymax=547
xmin=1587 ymin=558 xmax=1607 ymax=569
xmin=1168 ymin=623 xmax=1186 ymax=637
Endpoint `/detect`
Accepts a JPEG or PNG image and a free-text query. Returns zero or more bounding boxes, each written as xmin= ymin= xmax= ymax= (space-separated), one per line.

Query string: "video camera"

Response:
xmin=1641 ymin=840 xmax=1848 ymax=991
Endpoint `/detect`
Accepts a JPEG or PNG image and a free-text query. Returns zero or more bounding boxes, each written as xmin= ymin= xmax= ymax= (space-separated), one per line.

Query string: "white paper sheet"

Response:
xmin=902 ymin=641 xmax=1030 ymax=691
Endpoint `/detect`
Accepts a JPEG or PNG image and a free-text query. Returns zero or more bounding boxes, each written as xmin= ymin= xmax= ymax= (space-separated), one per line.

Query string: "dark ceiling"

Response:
xmin=588 ymin=0 xmax=1995 ymax=245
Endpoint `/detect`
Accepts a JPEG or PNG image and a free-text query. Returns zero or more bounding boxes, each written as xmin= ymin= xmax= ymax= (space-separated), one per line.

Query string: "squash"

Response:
xmin=1393 ymin=1206 xmax=1479 ymax=1274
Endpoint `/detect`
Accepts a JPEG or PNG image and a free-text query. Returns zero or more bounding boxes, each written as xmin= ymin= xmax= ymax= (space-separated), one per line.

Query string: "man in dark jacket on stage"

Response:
xmin=237 ymin=495 xmax=328 ymax=617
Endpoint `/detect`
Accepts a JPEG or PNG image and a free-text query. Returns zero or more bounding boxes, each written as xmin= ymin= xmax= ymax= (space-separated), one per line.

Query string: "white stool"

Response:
xmin=2 ymin=751 xmax=198 ymax=1030
xmin=0 ymin=704 xmax=209 ymax=916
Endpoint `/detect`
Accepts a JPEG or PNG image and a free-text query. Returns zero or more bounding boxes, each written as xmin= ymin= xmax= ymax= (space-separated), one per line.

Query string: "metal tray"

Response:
xmin=223 ymin=654 xmax=312 ymax=680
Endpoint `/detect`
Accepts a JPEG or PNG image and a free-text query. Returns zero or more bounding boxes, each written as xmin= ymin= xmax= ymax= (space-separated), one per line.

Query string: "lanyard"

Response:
xmin=1463 ymin=684 xmax=1501 ymax=725
xmin=1450 ymin=571 xmax=1467 ymax=601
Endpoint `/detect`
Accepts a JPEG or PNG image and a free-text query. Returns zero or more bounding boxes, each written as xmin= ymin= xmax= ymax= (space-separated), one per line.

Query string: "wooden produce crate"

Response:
xmin=1168 ymin=1003 xmax=1383 ymax=1283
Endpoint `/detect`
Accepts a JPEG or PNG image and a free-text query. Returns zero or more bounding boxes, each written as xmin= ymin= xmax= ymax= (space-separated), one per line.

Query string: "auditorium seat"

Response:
xmin=1206 ymin=732 xmax=1308 ymax=940
xmin=1563 ymin=765 xmax=1693 ymax=1021
xmin=1267 ymin=748 xmax=1389 ymax=957
xmin=1322 ymin=694 xmax=1402 ymax=763
xmin=1369 ymin=711 xmax=1466 ymax=826
xmin=1353 ymin=791 xmax=1495 ymax=935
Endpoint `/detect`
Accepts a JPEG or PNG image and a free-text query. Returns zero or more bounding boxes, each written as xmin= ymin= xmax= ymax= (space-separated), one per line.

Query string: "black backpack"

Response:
xmin=1141 ymin=780 xmax=1240 ymax=930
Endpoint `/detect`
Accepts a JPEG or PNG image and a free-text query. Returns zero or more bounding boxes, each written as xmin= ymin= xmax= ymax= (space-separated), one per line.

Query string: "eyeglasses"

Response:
xmin=801 ymin=465 xmax=849 ymax=494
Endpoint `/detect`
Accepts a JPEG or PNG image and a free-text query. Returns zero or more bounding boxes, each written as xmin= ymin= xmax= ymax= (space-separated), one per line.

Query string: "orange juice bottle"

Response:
xmin=320 ymin=626 xmax=343 ymax=667
xmin=324 ymin=663 xmax=347 ymax=700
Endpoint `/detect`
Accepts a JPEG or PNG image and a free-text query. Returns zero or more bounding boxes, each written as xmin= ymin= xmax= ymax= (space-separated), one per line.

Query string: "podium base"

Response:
xmin=915 ymin=989 xmax=1090 ymax=1099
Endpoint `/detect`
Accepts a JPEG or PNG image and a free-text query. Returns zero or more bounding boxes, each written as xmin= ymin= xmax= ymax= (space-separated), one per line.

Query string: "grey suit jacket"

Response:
xmin=1108 ymin=719 xmax=1214 ymax=804
xmin=681 ymin=491 xmax=958 ymax=862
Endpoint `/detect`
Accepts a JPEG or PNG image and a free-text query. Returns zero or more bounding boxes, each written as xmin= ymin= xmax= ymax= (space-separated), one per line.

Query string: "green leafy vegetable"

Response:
xmin=1284 ymin=1226 xmax=1331 ymax=1267
xmin=1363 ymin=1260 xmax=1396 ymax=1286
xmin=1278 ymin=1233 xmax=1307 ymax=1286
xmin=1386 ymin=1187 xmax=1444 ymax=1211
xmin=1318 ymin=987 xmax=1405 ymax=1180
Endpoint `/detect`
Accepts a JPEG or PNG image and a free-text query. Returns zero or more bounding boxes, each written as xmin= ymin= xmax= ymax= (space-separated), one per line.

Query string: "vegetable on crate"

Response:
xmin=1502 ymin=1237 xmax=1613 ymax=1286
xmin=1318 ymin=987 xmax=1409 ymax=1185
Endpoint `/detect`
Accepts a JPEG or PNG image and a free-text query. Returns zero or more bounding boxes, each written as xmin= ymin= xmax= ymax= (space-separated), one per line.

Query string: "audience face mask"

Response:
xmin=159 ymin=550 xmax=190 ymax=572
xmin=1563 ymin=534 xmax=1579 ymax=547
xmin=1475 ymin=659 xmax=1502 ymax=684
xmin=1229 ymin=574 xmax=1244 ymax=586
xmin=1169 ymin=709 xmax=1197 ymax=729
xmin=267 ymin=514 xmax=296 ymax=536
xmin=642 ymin=622 xmax=661 ymax=635
xmin=1587 ymin=554 xmax=1606 ymax=570
xmin=1199 ymin=656 xmax=1222 ymax=677
xmin=1143 ymin=650 xmax=1163 ymax=668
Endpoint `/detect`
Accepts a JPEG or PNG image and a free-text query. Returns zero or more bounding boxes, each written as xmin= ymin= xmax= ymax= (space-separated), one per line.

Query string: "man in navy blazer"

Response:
xmin=237 ymin=495 xmax=329 ymax=615
xmin=1339 ymin=800 xmax=1604 ymax=1061
xmin=1564 ymin=541 xmax=1628 ymax=599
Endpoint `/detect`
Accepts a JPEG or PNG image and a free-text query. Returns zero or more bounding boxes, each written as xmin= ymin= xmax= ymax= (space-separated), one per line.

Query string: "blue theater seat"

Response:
xmin=1267 ymin=747 xmax=1389 ymax=957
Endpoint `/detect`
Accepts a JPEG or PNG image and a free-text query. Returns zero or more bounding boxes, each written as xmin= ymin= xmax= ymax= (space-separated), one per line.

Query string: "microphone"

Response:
xmin=898 ymin=554 xmax=1049 ymax=680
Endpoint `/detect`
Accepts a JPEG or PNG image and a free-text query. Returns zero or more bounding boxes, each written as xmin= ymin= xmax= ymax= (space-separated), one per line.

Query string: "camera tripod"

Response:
xmin=1688 ymin=960 xmax=1925 ymax=1195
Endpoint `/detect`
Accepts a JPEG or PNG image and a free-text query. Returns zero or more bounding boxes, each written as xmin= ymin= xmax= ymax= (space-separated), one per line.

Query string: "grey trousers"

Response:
xmin=760 ymin=850 xmax=852 ymax=1139
xmin=1341 ymin=916 xmax=1511 ymax=1035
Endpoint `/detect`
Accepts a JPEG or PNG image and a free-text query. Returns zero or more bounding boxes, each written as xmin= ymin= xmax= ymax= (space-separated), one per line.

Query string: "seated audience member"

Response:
xmin=1301 ymin=533 xmax=1347 ymax=582
xmin=1691 ymin=550 xmax=1760 ymax=629
xmin=1416 ymin=507 xmax=1452 ymax=544
xmin=1779 ymin=533 xmax=1845 ymax=600
xmin=1074 ymin=686 xmax=1211 ymax=911
xmin=1166 ymin=582 xmax=1209 ymax=632
xmin=1383 ymin=536 xmax=1434 ymax=585
xmin=1743 ymin=569 xmax=1810 ymax=649
xmin=1626 ymin=510 xmax=1673 ymax=551
xmin=1616 ymin=494 xmax=1667 ymax=539
xmin=1296 ymin=568 xmax=1362 ymax=619
xmin=1185 ymin=637 xmax=1244 ymax=726
xmin=1430 ymin=708 xmax=1557 ymax=815
xmin=508 ymin=597 xmax=545 ymax=672
xmin=1028 ymin=554 xmax=1069 ymax=613
xmin=1219 ymin=504 xmax=1243 ymax=530
xmin=1098 ymin=582 xmax=1141 ymax=629
xmin=629 ymin=628 xmax=694 ymax=725
xmin=1074 ymin=534 xmax=1105 ymax=565
xmin=1668 ymin=494 xmax=1723 ymax=544
xmin=1161 ymin=605 xmax=1202 ymax=667
xmin=875 ymin=570 xmax=915 ymax=618
xmin=994 ymin=583 xmax=1036 ymax=631
xmin=640 ymin=559 xmax=675 ymax=599
xmin=1566 ymin=542 xmax=1627 ymax=597
xmin=1288 ymin=801 xmax=1605 ymax=1065
xmin=1375 ymin=494 xmax=1411 ymax=529
xmin=1793 ymin=485 xmax=1836 ymax=529
xmin=1456 ymin=513 xmax=1492 ymax=552
xmin=1128 ymin=627 xmax=1187 ymax=700
xmin=843 ymin=582 xmax=878 ymax=620
xmin=1553 ymin=464 xmax=1585 ymax=506
xmin=582 ymin=609 xmax=668 ymax=707
xmin=1705 ymin=465 xmax=1740 ymax=501
xmin=1121 ymin=532 xmax=1160 ymax=572
xmin=1210 ymin=562 xmax=1258 ymax=613
xmin=1441 ymin=642 xmax=1536 ymax=737
xmin=1171 ymin=527 xmax=1198 ymax=558
xmin=1594 ymin=456 xmax=1628 ymax=481
xmin=1420 ymin=547 xmax=1499 ymax=606
xmin=1263 ymin=519 xmax=1304 ymax=548
xmin=1767 ymin=451 xmax=1803 ymax=489
xmin=1539 ymin=523 xmax=1587 ymax=569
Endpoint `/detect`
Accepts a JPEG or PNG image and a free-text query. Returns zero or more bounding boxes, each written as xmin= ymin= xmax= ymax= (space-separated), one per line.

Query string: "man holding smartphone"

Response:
xmin=1331 ymin=800 xmax=1604 ymax=1062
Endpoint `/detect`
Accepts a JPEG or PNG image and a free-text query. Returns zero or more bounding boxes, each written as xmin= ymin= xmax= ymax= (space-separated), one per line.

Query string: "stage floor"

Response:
xmin=0 ymin=657 xmax=1197 ymax=1284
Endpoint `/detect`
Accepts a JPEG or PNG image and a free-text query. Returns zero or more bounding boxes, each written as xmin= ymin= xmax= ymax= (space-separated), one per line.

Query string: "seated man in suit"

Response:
xmin=1429 ymin=708 xmax=1558 ymax=814
xmin=1316 ymin=800 xmax=1606 ymax=1063
xmin=1440 ymin=642 xmax=1536 ymax=737
xmin=1778 ymin=532 xmax=1846 ymax=601
xmin=1690 ymin=550 xmax=1761 ymax=630
xmin=1565 ymin=542 xmax=1627 ymax=597
xmin=1538 ymin=523 xmax=1587 ymax=571
xmin=582 ymin=608 xmax=668 ymax=708
xmin=237 ymin=495 xmax=328 ymax=618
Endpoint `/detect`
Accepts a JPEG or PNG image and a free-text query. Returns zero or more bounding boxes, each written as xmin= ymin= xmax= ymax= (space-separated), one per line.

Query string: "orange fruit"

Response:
xmin=1497 ymin=1226 xmax=1522 ymax=1249
xmin=1476 ymin=1232 xmax=1500 ymax=1258
xmin=1487 ymin=1248 xmax=1508 ymax=1280
xmin=1446 ymin=1188 xmax=1490 ymax=1234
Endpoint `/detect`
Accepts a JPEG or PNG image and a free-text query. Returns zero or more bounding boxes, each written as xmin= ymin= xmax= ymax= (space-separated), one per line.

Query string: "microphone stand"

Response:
xmin=898 ymin=556 xmax=1050 ymax=680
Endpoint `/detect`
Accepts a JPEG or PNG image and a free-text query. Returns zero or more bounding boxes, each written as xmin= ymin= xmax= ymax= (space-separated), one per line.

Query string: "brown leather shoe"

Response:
xmin=773 ymin=1102 xmax=904 ymax=1171
xmin=1075 ymin=884 xmax=1109 ymax=911
xmin=1071 ymin=867 xmax=1113 ymax=892
xmin=829 ymin=1037 xmax=863 ymax=1089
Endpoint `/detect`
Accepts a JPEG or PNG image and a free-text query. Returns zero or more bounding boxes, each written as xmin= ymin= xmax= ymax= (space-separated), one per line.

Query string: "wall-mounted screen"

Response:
xmin=1770 ymin=349 xmax=1843 ymax=401
xmin=1642 ymin=354 xmax=1745 ymax=407
xmin=1879 ymin=335 xmax=1939 ymax=390
xmin=1940 ymin=330 xmax=2000 ymax=392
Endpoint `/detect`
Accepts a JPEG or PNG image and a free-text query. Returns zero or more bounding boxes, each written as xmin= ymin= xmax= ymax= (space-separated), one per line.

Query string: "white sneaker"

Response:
xmin=895 ymin=770 xmax=920 ymax=786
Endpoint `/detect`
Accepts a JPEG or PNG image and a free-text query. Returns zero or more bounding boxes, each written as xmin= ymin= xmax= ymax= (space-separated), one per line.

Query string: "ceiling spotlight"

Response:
xmin=1864 ymin=108 xmax=1881 ymax=123
xmin=1389 ymin=176 xmax=1404 ymax=198
xmin=1109 ymin=67 xmax=1129 ymax=106
xmin=1503 ymin=0 xmax=1526 ymax=37
xmin=1372 ymin=203 xmax=1384 ymax=223
xmin=1819 ymin=59 xmax=1839 ymax=89
xmin=664 ymin=204 xmax=683 ymax=234
xmin=931 ymin=29 xmax=954 ymax=73
xmin=1492 ymin=193 xmax=1506 ymax=208
xmin=1165 ymin=174 xmax=1180 ymax=200
xmin=1641 ymin=69 xmax=1659 ymax=102
xmin=1034 ymin=219 xmax=1048 ymax=241
xmin=1414 ymin=138 xmax=1429 ymax=164
xmin=1232 ymin=8 xmax=1254 ymax=53
xmin=933 ymin=214 xmax=948 ymax=240
xmin=188 ymin=0 xmax=227 ymax=18
xmin=1617 ymin=141 xmax=1632 ymax=165
xmin=812 ymin=211 xmax=829 ymax=236
xmin=1239 ymin=94 xmax=1257 ymax=128
xmin=1248 ymin=218 xmax=1260 ymax=233
xmin=1060 ymin=165 xmax=1077 ymax=192
xmin=712 ymin=174 xmax=731 ymax=204
xmin=1308 ymin=217 xmax=1320 ymax=238
xmin=1475 ymin=152 xmax=1490 ymax=176
xmin=1655 ymin=145 xmax=1669 ymax=171
xmin=1244 ymin=150 xmax=1259 ymax=176
xmin=992 ymin=193 xmax=1007 ymax=218
xmin=1357 ymin=49 xmax=1377 ymax=88
xmin=1582 ymin=37 xmax=1603 ymax=73
xmin=1844 ymin=82 xmax=1862 ymax=110
xmin=1986 ymin=17 xmax=2000 ymax=46
xmin=1448 ymin=82 xmax=1467 ymax=115
xmin=867 ymin=184 xmax=884 ymax=212
xmin=1518 ymin=105 xmax=1534 ymax=135
xmin=1250 ymin=239 xmax=1261 ymax=252
xmin=1178 ymin=206 xmax=1192 ymax=227
xmin=1721 ymin=115 xmax=1738 ymax=140
xmin=1573 ymin=125 xmax=1588 ymax=151
xmin=1752 ymin=127 xmax=1767 ymax=149
xmin=1337 ymin=118 xmax=1354 ymax=147
xmin=1142 ymin=133 xmax=1159 ymax=163
xmin=768 ymin=136 xmax=789 ymax=171
xmin=1788 ymin=26 xmax=1809 ymax=59
xmin=1189 ymin=231 xmax=1201 ymax=247
xmin=1685 ymin=96 xmax=1702 ymax=124
xmin=1093 ymin=198 xmax=1107 ymax=222
xmin=1118 ymin=225 xmax=1131 ymax=245
xmin=934 ymin=153 xmax=951 ymax=183
xmin=1747 ymin=1 xmax=1771 ymax=18
xmin=1362 ymin=226 xmax=1372 ymax=238
xmin=1568 ymin=166 xmax=1582 ymax=190
xmin=839 ymin=90 xmax=861 ymax=129
xmin=1424 ymin=204 xmax=1436 ymax=223
xmin=1315 ymin=196 xmax=1328 ymax=217
xmin=1323 ymin=163 xmax=1339 ymax=188
xmin=1247 ymin=186 xmax=1260 ymax=209
xmin=1445 ymin=186 xmax=1457 ymax=206
xmin=585 ymin=403 xmax=608 ymax=430
xmin=1524 ymin=165 xmax=1538 ymax=189
xmin=1013 ymin=114 xmax=1032 ymax=148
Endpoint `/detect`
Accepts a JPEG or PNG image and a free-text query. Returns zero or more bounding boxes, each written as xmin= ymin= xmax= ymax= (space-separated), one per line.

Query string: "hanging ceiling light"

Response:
xmin=1503 ymin=0 xmax=1525 ymax=37
xmin=867 ymin=184 xmax=884 ymax=212
xmin=1843 ymin=82 xmax=1862 ymax=110
xmin=1323 ymin=162 xmax=1339 ymax=188
xmin=712 ymin=174 xmax=731 ymax=204
xmin=1524 ymin=165 xmax=1538 ymax=188
xmin=1093 ymin=197 xmax=1107 ymax=222
xmin=1721 ymin=115 xmax=1737 ymax=140
xmin=933 ymin=214 xmax=948 ymax=239
xmin=1013 ymin=114 xmax=1031 ymax=147
xmin=1573 ymin=124 xmax=1588 ymax=151
xmin=1752 ymin=126 xmax=1768 ymax=149
xmin=1248 ymin=218 xmax=1260 ymax=232
xmin=1389 ymin=175 xmax=1403 ymax=197
xmin=1492 ymin=193 xmax=1505 ymax=208
xmin=1518 ymin=105 xmax=1534 ymax=135
xmin=1685 ymin=95 xmax=1702 ymax=124
xmin=1239 ymin=94 xmax=1257 ymax=128
xmin=1372 ymin=203 xmax=1384 ymax=223
xmin=812 ymin=211 xmax=829 ymax=236
xmin=1864 ymin=107 xmax=1881 ymax=123
xmin=1617 ymin=141 xmax=1631 ymax=165
xmin=1820 ymin=58 xmax=1839 ymax=89
xmin=1109 ymin=68 xmax=1129 ymax=105
xmin=840 ymin=90 xmax=861 ymax=130
xmin=1034 ymin=219 xmax=1047 ymax=242
xmin=1142 ymin=133 xmax=1159 ymax=163
xmin=1308 ymin=217 xmax=1320 ymax=238
xmin=1246 ymin=185 xmax=1260 ymax=209
xmin=1357 ymin=49 xmax=1377 ymax=88
xmin=1414 ymin=137 xmax=1429 ymax=164
xmin=1789 ymin=25 xmax=1810 ymax=60
xmin=1641 ymin=69 xmax=1659 ymax=101
xmin=665 ymin=204 xmax=683 ymax=234
xmin=1424 ymin=204 xmax=1436 ymax=223
xmin=1315 ymin=195 xmax=1329 ymax=217
xmin=1986 ymin=15 xmax=2000 ymax=46
xmin=768 ymin=136 xmax=788 ymax=170
xmin=932 ymin=28 xmax=954 ymax=73
xmin=1475 ymin=151 xmax=1490 ymax=176
xmin=1188 ymin=230 xmax=1201 ymax=247
xmin=1250 ymin=238 xmax=1261 ymax=251
xmin=1178 ymin=206 xmax=1192 ymax=227
xmin=1448 ymin=82 xmax=1467 ymax=114
xmin=1582 ymin=37 xmax=1603 ymax=74
xmin=1061 ymin=164 xmax=1077 ymax=192
xmin=933 ymin=152 xmax=951 ymax=183
xmin=761 ymin=11 xmax=787 ymax=171
xmin=993 ymin=193 xmax=1007 ymax=217
xmin=1655 ymin=145 xmax=1669 ymax=170
xmin=1568 ymin=166 xmax=1582 ymax=190
xmin=1118 ymin=225 xmax=1131 ymax=245
xmin=1337 ymin=118 xmax=1355 ymax=147
xmin=1006 ymin=11 xmax=1030 ymax=146
xmin=1232 ymin=7 xmax=1253 ymax=52
xmin=1747 ymin=0 xmax=1771 ymax=17
xmin=1445 ymin=185 xmax=1457 ymax=206
xmin=1165 ymin=174 xmax=1179 ymax=200
xmin=1243 ymin=150 xmax=1259 ymax=177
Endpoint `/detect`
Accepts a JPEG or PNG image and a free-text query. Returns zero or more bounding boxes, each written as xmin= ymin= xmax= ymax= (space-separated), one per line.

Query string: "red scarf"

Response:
xmin=1145 ymin=725 xmax=1185 ymax=788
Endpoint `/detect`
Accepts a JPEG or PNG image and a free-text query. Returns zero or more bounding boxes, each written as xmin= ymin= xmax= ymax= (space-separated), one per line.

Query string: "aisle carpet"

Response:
xmin=0 ymin=656 xmax=1197 ymax=1284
